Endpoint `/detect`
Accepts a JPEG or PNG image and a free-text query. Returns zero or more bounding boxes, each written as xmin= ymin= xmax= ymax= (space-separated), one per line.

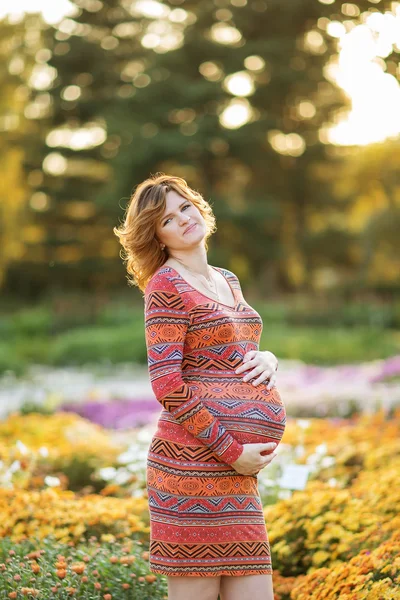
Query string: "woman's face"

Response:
xmin=155 ymin=189 xmax=206 ymax=252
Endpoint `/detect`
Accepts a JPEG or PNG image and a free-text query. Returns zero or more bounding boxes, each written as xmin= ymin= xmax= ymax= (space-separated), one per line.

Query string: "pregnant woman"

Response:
xmin=114 ymin=173 xmax=286 ymax=600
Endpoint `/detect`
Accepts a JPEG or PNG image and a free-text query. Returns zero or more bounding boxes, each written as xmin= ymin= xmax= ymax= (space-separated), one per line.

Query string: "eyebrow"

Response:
xmin=162 ymin=201 xmax=188 ymax=221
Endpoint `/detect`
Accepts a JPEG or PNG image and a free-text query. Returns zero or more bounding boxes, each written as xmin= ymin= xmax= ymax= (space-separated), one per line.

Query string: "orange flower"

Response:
xmin=56 ymin=569 xmax=67 ymax=579
xmin=145 ymin=574 xmax=157 ymax=583
xmin=66 ymin=587 xmax=77 ymax=595
xmin=141 ymin=551 xmax=149 ymax=560
xmin=13 ymin=575 xmax=21 ymax=581
xmin=122 ymin=583 xmax=130 ymax=589
xmin=8 ymin=593 xmax=17 ymax=599
xmin=120 ymin=556 xmax=136 ymax=565
xmin=26 ymin=551 xmax=41 ymax=560
xmin=81 ymin=576 xmax=88 ymax=583
xmin=71 ymin=563 xmax=85 ymax=574
xmin=100 ymin=484 xmax=120 ymax=496
xmin=109 ymin=556 xmax=119 ymax=564
xmin=31 ymin=563 xmax=40 ymax=574
xmin=21 ymin=589 xmax=39 ymax=597
xmin=94 ymin=582 xmax=102 ymax=590
xmin=104 ymin=595 xmax=112 ymax=600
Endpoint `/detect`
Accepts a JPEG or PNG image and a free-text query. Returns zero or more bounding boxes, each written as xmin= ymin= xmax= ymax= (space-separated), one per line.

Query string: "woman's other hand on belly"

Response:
xmin=231 ymin=441 xmax=277 ymax=476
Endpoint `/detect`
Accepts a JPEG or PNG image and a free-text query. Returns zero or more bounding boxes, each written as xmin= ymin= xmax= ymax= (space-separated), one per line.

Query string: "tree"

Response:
xmin=0 ymin=18 xmax=40 ymax=292
xmin=3 ymin=0 xmax=400 ymax=297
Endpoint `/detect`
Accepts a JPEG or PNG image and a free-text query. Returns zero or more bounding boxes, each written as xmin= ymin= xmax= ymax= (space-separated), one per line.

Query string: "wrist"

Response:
xmin=220 ymin=439 xmax=244 ymax=465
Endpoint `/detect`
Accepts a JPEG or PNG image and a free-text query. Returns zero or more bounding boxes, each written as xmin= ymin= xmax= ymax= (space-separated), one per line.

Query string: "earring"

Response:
xmin=160 ymin=243 xmax=165 ymax=250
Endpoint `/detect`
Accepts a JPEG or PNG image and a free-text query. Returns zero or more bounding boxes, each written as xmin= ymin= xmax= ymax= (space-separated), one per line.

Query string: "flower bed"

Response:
xmin=267 ymin=409 xmax=400 ymax=599
xmin=0 ymin=536 xmax=167 ymax=600
xmin=0 ymin=409 xmax=398 ymax=599
xmin=290 ymin=531 xmax=400 ymax=599
xmin=2 ymin=487 xmax=149 ymax=543
xmin=0 ymin=413 xmax=126 ymax=492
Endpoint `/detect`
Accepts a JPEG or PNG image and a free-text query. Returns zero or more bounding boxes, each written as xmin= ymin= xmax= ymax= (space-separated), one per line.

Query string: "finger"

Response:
xmin=237 ymin=360 xmax=257 ymax=375
xmin=251 ymin=372 xmax=269 ymax=386
xmin=263 ymin=452 xmax=277 ymax=465
xmin=243 ymin=366 xmax=264 ymax=382
xmin=235 ymin=362 xmax=252 ymax=375
xmin=244 ymin=351 xmax=257 ymax=361
xmin=262 ymin=442 xmax=277 ymax=449
xmin=267 ymin=374 xmax=277 ymax=390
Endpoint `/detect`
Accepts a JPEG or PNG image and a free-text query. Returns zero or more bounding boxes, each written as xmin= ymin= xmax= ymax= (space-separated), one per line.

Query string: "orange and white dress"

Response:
xmin=144 ymin=265 xmax=286 ymax=577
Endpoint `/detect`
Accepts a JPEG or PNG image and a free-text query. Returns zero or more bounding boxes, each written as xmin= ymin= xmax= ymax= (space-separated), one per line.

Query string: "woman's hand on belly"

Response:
xmin=231 ymin=441 xmax=277 ymax=476
xmin=235 ymin=350 xmax=278 ymax=390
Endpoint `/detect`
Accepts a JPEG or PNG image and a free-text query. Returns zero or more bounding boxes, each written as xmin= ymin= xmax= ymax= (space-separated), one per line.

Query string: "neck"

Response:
xmin=168 ymin=247 xmax=209 ymax=278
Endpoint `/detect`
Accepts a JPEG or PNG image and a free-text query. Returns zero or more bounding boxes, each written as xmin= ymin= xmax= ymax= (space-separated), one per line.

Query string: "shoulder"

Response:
xmin=144 ymin=266 xmax=187 ymax=313
xmin=144 ymin=265 xmax=177 ymax=295
xmin=213 ymin=266 xmax=242 ymax=290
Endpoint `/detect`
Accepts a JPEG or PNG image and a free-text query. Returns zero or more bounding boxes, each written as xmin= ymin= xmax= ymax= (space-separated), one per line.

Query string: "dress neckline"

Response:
xmin=163 ymin=264 xmax=238 ymax=309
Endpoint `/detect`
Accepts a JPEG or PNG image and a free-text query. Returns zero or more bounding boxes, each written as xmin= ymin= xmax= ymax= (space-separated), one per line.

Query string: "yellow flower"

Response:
xmin=312 ymin=551 xmax=330 ymax=566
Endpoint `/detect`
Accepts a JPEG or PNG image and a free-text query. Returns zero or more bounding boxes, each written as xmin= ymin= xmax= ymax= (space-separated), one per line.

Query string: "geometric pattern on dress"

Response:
xmin=144 ymin=265 xmax=286 ymax=576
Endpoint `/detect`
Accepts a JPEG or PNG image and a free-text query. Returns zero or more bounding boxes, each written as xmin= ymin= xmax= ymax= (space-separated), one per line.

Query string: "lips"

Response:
xmin=184 ymin=223 xmax=197 ymax=234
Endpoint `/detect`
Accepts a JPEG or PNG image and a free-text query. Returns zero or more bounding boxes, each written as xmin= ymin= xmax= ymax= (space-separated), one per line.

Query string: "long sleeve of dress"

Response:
xmin=144 ymin=272 xmax=244 ymax=466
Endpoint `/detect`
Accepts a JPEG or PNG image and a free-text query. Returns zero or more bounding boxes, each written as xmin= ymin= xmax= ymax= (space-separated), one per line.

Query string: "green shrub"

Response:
xmin=9 ymin=307 xmax=53 ymax=338
xmin=49 ymin=324 xmax=148 ymax=366
xmin=95 ymin=303 xmax=144 ymax=328
xmin=13 ymin=337 xmax=51 ymax=364
xmin=18 ymin=400 xmax=54 ymax=416
xmin=0 ymin=343 xmax=26 ymax=376
xmin=260 ymin=325 xmax=399 ymax=365
xmin=284 ymin=302 xmax=396 ymax=329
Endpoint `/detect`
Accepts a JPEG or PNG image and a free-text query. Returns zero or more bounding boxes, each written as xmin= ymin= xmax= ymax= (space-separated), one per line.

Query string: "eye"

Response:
xmin=163 ymin=204 xmax=191 ymax=226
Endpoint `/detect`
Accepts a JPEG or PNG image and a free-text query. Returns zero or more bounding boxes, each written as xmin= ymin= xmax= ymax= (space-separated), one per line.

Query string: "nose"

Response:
xmin=180 ymin=215 xmax=191 ymax=226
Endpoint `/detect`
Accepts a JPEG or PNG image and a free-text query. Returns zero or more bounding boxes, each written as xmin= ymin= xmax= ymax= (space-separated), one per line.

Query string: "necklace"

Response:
xmin=172 ymin=259 xmax=220 ymax=302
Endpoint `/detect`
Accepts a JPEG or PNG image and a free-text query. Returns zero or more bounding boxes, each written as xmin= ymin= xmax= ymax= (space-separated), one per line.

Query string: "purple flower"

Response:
xmin=58 ymin=397 xmax=161 ymax=429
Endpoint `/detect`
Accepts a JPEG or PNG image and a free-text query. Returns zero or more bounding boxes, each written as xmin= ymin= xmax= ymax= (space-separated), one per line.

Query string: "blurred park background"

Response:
xmin=1 ymin=1 xmax=400 ymax=598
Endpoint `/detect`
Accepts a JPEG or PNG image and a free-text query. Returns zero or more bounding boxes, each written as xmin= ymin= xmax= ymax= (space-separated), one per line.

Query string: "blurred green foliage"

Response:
xmin=1 ymin=299 xmax=399 ymax=375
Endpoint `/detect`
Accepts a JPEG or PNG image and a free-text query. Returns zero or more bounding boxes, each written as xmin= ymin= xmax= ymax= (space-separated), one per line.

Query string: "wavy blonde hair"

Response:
xmin=113 ymin=173 xmax=217 ymax=293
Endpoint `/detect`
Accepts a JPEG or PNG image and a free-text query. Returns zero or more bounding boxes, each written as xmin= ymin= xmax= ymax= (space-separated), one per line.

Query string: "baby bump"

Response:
xmin=199 ymin=384 xmax=287 ymax=449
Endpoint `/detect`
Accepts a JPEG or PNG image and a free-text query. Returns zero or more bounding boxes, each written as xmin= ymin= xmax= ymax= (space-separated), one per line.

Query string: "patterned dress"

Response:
xmin=144 ymin=264 xmax=286 ymax=577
